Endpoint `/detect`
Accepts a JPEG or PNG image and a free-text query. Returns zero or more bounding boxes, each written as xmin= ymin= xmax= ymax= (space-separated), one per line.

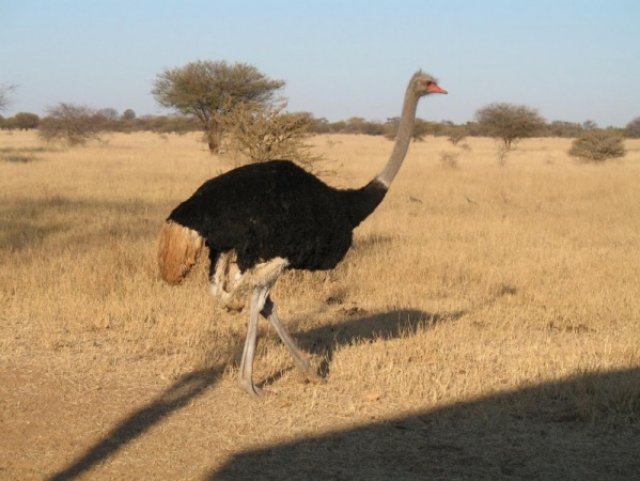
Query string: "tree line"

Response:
xmin=3 ymin=107 xmax=639 ymax=139
xmin=2 ymin=61 xmax=638 ymax=164
xmin=3 ymin=106 xmax=639 ymax=139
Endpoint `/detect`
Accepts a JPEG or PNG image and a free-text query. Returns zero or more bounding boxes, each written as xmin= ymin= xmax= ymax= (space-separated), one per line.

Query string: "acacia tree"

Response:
xmin=152 ymin=61 xmax=284 ymax=153
xmin=475 ymin=103 xmax=545 ymax=164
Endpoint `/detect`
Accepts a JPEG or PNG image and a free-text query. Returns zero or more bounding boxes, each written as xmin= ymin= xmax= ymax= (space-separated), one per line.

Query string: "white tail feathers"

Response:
xmin=157 ymin=221 xmax=204 ymax=285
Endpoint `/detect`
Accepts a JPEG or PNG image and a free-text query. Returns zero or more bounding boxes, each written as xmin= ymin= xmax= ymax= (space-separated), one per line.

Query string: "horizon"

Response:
xmin=2 ymin=0 xmax=639 ymax=128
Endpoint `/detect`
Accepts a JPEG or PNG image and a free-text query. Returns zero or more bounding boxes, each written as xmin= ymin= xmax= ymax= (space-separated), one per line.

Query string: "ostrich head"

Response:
xmin=410 ymin=71 xmax=448 ymax=96
xmin=374 ymin=70 xmax=447 ymax=187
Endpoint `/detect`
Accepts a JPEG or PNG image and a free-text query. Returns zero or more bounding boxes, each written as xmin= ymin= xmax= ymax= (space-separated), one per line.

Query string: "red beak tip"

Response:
xmin=427 ymin=84 xmax=448 ymax=95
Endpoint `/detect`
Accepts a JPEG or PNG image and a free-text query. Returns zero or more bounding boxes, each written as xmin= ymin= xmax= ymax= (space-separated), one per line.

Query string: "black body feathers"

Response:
xmin=168 ymin=160 xmax=387 ymax=272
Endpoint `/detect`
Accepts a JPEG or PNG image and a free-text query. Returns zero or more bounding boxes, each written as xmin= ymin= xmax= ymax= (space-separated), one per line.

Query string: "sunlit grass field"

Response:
xmin=1 ymin=130 xmax=639 ymax=480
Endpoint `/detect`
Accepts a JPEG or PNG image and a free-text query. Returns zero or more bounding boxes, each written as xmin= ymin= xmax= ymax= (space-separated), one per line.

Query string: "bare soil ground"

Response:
xmin=1 ymin=131 xmax=639 ymax=480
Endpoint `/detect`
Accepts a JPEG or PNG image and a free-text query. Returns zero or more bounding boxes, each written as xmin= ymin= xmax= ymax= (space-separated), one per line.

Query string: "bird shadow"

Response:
xmin=46 ymin=365 xmax=228 ymax=481
xmin=208 ymin=367 xmax=640 ymax=480
xmin=46 ymin=308 xmax=463 ymax=480
xmin=265 ymin=308 xmax=466 ymax=382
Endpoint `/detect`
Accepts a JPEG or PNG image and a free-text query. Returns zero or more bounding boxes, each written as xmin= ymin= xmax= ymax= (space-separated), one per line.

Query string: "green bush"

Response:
xmin=568 ymin=130 xmax=626 ymax=162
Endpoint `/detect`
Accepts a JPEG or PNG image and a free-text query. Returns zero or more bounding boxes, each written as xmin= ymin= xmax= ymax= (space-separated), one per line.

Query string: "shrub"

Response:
xmin=11 ymin=112 xmax=40 ymax=130
xmin=122 ymin=109 xmax=137 ymax=121
xmin=219 ymin=101 xmax=321 ymax=171
xmin=625 ymin=116 xmax=640 ymax=139
xmin=548 ymin=120 xmax=583 ymax=138
xmin=446 ymin=127 xmax=467 ymax=146
xmin=38 ymin=103 xmax=104 ymax=146
xmin=2 ymin=112 xmax=40 ymax=130
xmin=568 ymin=130 xmax=626 ymax=162
xmin=384 ymin=118 xmax=443 ymax=141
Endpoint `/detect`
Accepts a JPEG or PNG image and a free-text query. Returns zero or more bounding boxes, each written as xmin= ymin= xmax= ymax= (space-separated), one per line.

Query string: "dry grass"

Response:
xmin=1 ymin=130 xmax=639 ymax=480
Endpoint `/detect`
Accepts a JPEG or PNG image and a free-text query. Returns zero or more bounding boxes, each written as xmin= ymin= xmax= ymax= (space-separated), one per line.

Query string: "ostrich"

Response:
xmin=158 ymin=71 xmax=447 ymax=395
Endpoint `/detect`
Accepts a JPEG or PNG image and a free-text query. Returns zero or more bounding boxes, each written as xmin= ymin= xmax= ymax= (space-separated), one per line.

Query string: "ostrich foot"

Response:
xmin=238 ymin=378 xmax=282 ymax=397
xmin=238 ymin=378 xmax=265 ymax=397
xmin=294 ymin=355 xmax=326 ymax=384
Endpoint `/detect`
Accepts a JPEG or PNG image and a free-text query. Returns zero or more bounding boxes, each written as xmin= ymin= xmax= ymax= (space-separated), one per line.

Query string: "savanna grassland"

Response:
xmin=1 ymin=130 xmax=640 ymax=480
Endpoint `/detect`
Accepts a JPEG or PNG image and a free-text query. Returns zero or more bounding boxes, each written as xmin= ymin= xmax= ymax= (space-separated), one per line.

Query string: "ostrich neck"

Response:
xmin=341 ymin=86 xmax=421 ymax=228
xmin=375 ymin=89 xmax=420 ymax=187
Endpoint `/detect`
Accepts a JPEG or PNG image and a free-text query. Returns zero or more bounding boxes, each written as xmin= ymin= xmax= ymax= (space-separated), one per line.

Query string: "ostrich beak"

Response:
xmin=427 ymin=83 xmax=448 ymax=94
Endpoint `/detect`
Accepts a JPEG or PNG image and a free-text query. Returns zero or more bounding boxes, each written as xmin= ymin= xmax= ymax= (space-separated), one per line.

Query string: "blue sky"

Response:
xmin=2 ymin=0 xmax=639 ymax=127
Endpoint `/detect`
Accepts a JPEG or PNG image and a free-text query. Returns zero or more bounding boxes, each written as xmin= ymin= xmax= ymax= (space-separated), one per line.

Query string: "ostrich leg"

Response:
xmin=237 ymin=257 xmax=289 ymax=396
xmin=238 ymin=286 xmax=269 ymax=396
xmin=261 ymin=297 xmax=319 ymax=380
